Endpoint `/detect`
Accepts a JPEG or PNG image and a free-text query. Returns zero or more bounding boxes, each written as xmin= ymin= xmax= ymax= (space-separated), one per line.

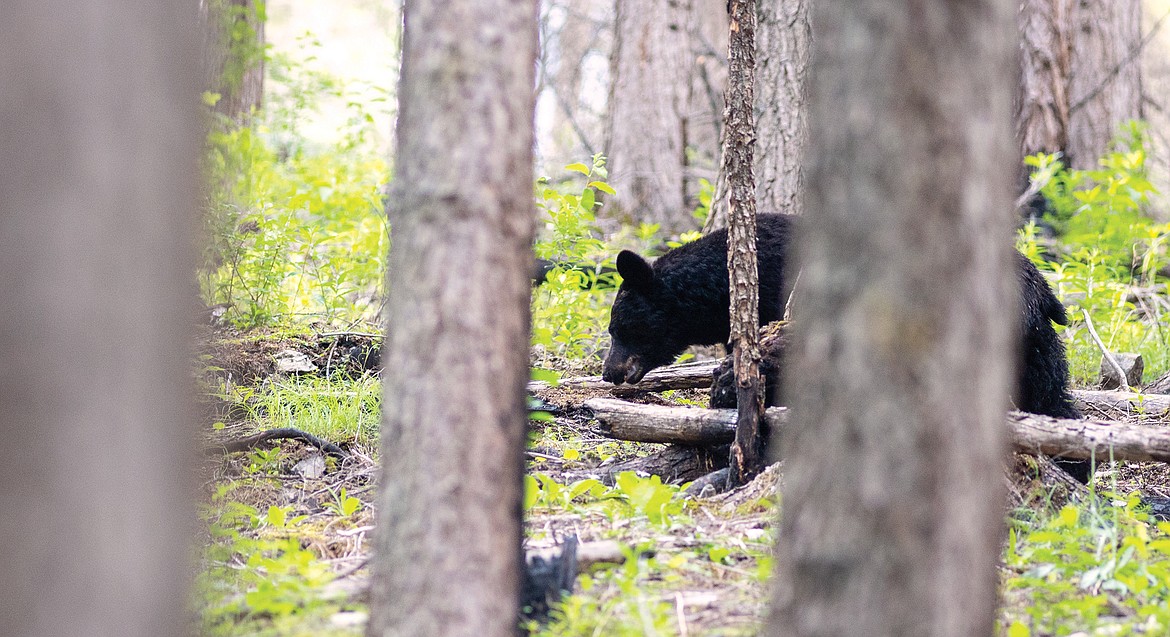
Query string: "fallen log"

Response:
xmin=583 ymin=397 xmax=787 ymax=445
xmin=528 ymin=360 xmax=718 ymax=394
xmin=1073 ymin=389 xmax=1170 ymax=416
xmin=586 ymin=399 xmax=1170 ymax=464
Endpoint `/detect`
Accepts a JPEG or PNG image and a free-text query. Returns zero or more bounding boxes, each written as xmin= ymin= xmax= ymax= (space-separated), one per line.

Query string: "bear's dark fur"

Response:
xmin=601 ymin=214 xmax=794 ymax=385
xmin=604 ymin=213 xmax=1087 ymax=480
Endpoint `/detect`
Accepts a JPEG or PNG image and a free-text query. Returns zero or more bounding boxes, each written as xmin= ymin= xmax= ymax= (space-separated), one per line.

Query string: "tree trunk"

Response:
xmin=723 ymin=0 xmax=765 ymax=485
xmin=754 ymin=0 xmax=810 ymax=217
xmin=1066 ymin=0 xmax=1143 ymax=169
xmin=0 ymin=2 xmax=201 ymax=636
xmin=200 ymin=0 xmax=265 ymax=123
xmin=686 ymin=0 xmax=729 ymax=208
xmin=366 ymin=0 xmax=537 ymax=635
xmin=1016 ymin=0 xmax=1072 ymax=162
xmin=705 ymin=0 xmax=810 ymax=233
xmin=607 ymin=0 xmax=693 ymax=235
xmin=770 ymin=0 xmax=1017 ymax=634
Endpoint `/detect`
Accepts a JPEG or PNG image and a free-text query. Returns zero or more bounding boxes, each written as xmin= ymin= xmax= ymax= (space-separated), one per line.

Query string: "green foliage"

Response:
xmin=1002 ymin=494 xmax=1170 ymax=635
xmin=200 ymin=36 xmax=390 ymax=329
xmin=325 ymin=488 xmax=363 ymax=518
xmin=198 ymin=494 xmax=345 ymax=636
xmin=525 ymin=472 xmax=687 ymax=527
xmin=249 ymin=375 xmax=382 ymax=448
xmin=1017 ymin=127 xmax=1170 ymax=384
xmin=531 ymin=155 xmax=620 ymax=368
xmin=528 ymin=546 xmax=676 ymax=637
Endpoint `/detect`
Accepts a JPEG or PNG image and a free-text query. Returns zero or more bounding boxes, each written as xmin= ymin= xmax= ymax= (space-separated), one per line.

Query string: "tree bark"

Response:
xmin=705 ymin=0 xmax=810 ymax=232
xmin=1066 ymin=0 xmax=1143 ymax=169
xmin=200 ymin=0 xmax=265 ymax=123
xmin=607 ymin=0 xmax=694 ymax=235
xmin=770 ymin=0 xmax=1017 ymax=634
xmin=366 ymin=0 xmax=537 ymax=634
xmin=1016 ymin=0 xmax=1072 ymax=161
xmin=0 ymin=2 xmax=201 ymax=636
xmin=754 ymin=0 xmax=810 ymax=217
xmin=723 ymin=0 xmax=765 ymax=486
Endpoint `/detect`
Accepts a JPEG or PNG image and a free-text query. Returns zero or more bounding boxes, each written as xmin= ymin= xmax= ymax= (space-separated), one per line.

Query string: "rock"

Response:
xmin=274 ymin=348 xmax=317 ymax=374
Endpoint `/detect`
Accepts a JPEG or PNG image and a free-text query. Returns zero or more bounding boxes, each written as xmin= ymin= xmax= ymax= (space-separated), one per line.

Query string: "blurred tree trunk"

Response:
xmin=0 ymin=2 xmax=201 ymax=637
xmin=1066 ymin=0 xmax=1143 ymax=169
xmin=770 ymin=0 xmax=1015 ymax=634
xmin=366 ymin=0 xmax=537 ymax=634
xmin=607 ymin=0 xmax=693 ymax=235
xmin=705 ymin=0 xmax=810 ymax=233
xmin=200 ymin=0 xmax=266 ymax=123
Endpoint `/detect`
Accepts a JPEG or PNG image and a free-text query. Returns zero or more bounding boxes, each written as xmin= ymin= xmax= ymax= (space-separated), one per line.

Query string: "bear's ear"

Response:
xmin=616 ymin=250 xmax=655 ymax=291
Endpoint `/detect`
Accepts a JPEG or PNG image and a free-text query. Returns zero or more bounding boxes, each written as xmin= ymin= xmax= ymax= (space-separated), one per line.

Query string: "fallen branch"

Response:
xmin=207 ymin=427 xmax=349 ymax=458
xmin=1074 ymin=389 xmax=1170 ymax=415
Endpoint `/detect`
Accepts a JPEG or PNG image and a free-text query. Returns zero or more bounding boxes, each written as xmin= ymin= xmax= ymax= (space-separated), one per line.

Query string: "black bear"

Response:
xmin=603 ymin=213 xmax=1087 ymax=480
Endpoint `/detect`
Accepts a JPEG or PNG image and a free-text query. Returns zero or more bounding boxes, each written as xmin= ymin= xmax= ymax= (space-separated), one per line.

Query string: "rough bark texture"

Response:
xmin=1016 ymin=0 xmax=1072 ymax=161
xmin=753 ymin=0 xmax=810 ymax=217
xmin=0 ymin=2 xmax=201 ymax=636
xmin=200 ymin=0 xmax=265 ymax=123
xmin=607 ymin=0 xmax=694 ymax=234
xmin=366 ymin=0 xmax=537 ymax=634
xmin=770 ymin=0 xmax=1017 ymax=635
xmin=705 ymin=0 xmax=809 ymax=232
xmin=723 ymin=0 xmax=765 ymax=485
xmin=1066 ymin=0 xmax=1143 ymax=169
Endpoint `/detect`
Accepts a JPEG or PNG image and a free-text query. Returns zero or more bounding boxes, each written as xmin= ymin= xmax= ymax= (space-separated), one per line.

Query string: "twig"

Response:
xmin=316 ymin=331 xmax=383 ymax=339
xmin=1081 ymin=308 xmax=1130 ymax=392
xmin=782 ymin=268 xmax=801 ymax=322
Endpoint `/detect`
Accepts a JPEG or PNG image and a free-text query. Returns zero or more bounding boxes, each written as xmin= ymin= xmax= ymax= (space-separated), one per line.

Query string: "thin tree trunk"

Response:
xmin=607 ymin=0 xmax=694 ymax=235
xmin=366 ymin=0 xmax=537 ymax=634
xmin=770 ymin=0 xmax=1017 ymax=634
xmin=723 ymin=0 xmax=765 ymax=486
xmin=1067 ymin=0 xmax=1143 ymax=169
xmin=0 ymin=2 xmax=201 ymax=636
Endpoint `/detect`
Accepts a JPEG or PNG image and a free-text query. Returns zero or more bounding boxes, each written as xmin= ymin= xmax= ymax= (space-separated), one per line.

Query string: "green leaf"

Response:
xmin=267 ymin=505 xmax=287 ymax=528
xmin=588 ymin=180 xmax=616 ymax=195
xmin=1007 ymin=621 xmax=1030 ymax=637
xmin=565 ymin=163 xmax=590 ymax=176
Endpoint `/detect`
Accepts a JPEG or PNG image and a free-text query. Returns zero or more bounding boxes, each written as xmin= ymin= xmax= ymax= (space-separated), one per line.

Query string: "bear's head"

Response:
xmin=602 ymin=250 xmax=688 ymax=384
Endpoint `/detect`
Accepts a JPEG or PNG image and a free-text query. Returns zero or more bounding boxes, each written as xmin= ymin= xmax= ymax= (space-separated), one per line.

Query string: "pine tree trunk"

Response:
xmin=607 ymin=0 xmax=694 ymax=235
xmin=1066 ymin=0 xmax=1143 ymax=169
xmin=366 ymin=0 xmax=537 ymax=635
xmin=0 ymin=2 xmax=201 ymax=636
xmin=769 ymin=0 xmax=1016 ymax=634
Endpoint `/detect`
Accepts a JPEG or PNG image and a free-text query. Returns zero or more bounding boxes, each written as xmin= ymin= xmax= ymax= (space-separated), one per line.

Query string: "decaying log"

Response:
xmin=563 ymin=444 xmax=730 ymax=485
xmin=528 ymin=360 xmax=718 ymax=393
xmin=587 ymin=399 xmax=1170 ymax=464
xmin=1073 ymin=389 xmax=1170 ymax=415
xmin=583 ymin=397 xmax=788 ymax=445
xmin=1099 ymin=352 xmax=1143 ymax=390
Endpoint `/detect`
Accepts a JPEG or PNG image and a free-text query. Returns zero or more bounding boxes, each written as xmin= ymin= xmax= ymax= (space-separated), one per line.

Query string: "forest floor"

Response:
xmin=198 ymin=327 xmax=1170 ymax=637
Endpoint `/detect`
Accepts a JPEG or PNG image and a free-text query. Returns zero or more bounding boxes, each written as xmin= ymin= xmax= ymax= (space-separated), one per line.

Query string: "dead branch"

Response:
xmin=584 ymin=397 xmax=786 ymax=444
xmin=208 ymin=427 xmax=349 ymax=458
